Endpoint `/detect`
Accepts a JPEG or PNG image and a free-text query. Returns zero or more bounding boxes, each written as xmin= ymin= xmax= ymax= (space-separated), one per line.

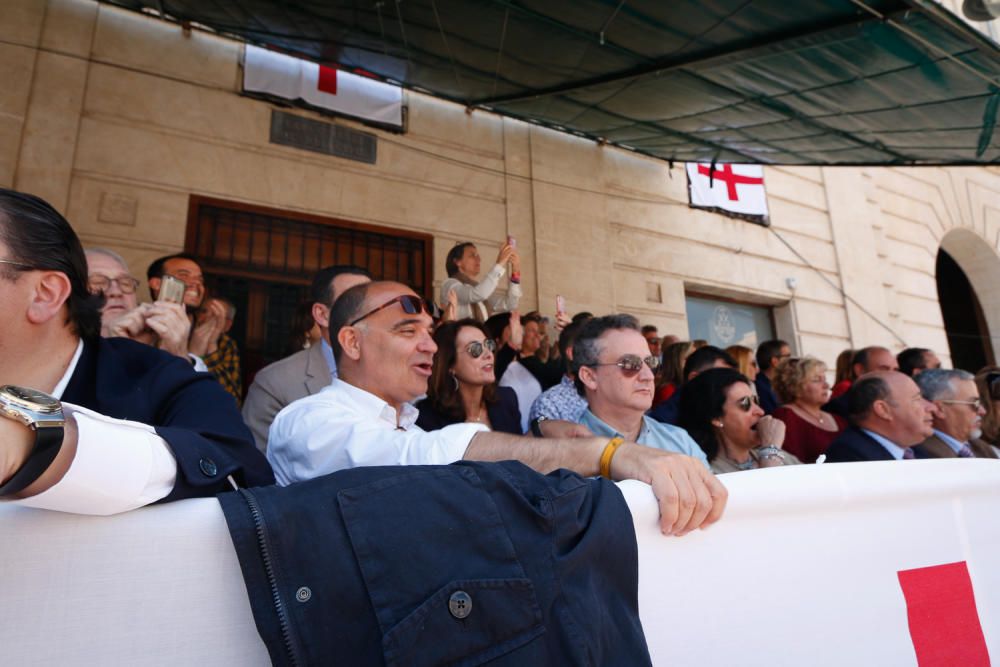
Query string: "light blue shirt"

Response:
xmin=933 ymin=429 xmax=967 ymax=455
xmin=321 ymin=338 xmax=338 ymax=378
xmin=579 ymin=409 xmax=710 ymax=469
xmin=862 ymin=428 xmax=907 ymax=460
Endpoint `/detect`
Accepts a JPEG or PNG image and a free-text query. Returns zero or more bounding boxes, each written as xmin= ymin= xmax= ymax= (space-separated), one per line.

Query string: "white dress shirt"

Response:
xmin=267 ymin=378 xmax=488 ymax=486
xmin=12 ymin=340 xmax=177 ymax=515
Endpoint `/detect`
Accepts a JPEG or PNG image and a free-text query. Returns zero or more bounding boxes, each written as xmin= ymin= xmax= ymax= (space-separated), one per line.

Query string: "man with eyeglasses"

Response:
xmin=85 ymin=248 xmax=204 ymax=370
xmin=0 ymin=188 xmax=272 ymax=514
xmin=572 ymin=315 xmax=709 ymax=467
xmin=268 ymin=280 xmax=726 ymax=536
xmin=915 ymin=369 xmax=998 ymax=459
xmin=824 ymin=371 xmax=934 ymax=462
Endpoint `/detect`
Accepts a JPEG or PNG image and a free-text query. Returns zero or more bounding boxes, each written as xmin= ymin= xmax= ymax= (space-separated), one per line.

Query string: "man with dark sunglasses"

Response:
xmin=268 ymin=280 xmax=726 ymax=537
xmin=572 ymin=315 xmax=710 ymax=467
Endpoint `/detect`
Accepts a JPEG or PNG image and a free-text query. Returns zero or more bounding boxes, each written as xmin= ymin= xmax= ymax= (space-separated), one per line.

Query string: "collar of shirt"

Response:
xmin=332 ymin=378 xmax=419 ymax=429
xmin=320 ymin=338 xmax=337 ymax=377
xmin=580 ymin=409 xmax=646 ymax=441
xmin=559 ymin=375 xmax=574 ymax=388
xmin=51 ymin=339 xmax=84 ymax=400
xmin=933 ymin=428 xmax=967 ymax=454
xmin=861 ymin=428 xmax=907 ymax=460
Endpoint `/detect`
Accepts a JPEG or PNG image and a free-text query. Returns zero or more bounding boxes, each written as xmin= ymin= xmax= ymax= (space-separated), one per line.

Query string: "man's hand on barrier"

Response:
xmin=610 ymin=444 xmax=727 ymax=536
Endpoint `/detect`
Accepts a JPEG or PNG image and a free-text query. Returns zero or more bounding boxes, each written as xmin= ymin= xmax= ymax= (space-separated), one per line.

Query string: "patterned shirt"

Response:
xmin=529 ymin=375 xmax=588 ymax=423
xmin=203 ymin=332 xmax=242 ymax=406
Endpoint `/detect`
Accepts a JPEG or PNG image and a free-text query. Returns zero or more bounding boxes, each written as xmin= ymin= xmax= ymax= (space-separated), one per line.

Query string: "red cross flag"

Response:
xmin=686 ymin=162 xmax=769 ymax=222
xmin=243 ymin=44 xmax=403 ymax=128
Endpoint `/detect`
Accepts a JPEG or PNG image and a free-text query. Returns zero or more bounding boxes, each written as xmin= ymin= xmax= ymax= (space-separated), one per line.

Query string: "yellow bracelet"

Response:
xmin=599 ymin=436 xmax=625 ymax=479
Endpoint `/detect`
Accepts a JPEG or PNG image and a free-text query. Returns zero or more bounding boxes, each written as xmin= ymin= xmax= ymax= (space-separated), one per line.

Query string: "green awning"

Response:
xmin=102 ymin=0 xmax=1000 ymax=165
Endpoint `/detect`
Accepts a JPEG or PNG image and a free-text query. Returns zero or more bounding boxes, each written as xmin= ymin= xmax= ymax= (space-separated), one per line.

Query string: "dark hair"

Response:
xmin=326 ymin=281 xmax=374 ymax=363
xmin=0 ymin=188 xmax=103 ymax=340
xmin=285 ymin=300 xmax=318 ymax=356
xmin=851 ymin=346 xmax=891 ymax=373
xmin=755 ymin=339 xmax=788 ymax=371
xmin=835 ymin=348 xmax=855 ymax=384
xmin=520 ymin=311 xmax=543 ymax=326
xmin=683 ymin=345 xmax=737 ymax=383
xmin=146 ymin=252 xmax=200 ymax=282
xmin=445 ymin=242 xmax=475 ymax=277
xmin=897 ymin=347 xmax=931 ymax=377
xmin=571 ymin=314 xmax=640 ymax=395
xmin=310 ymin=265 xmax=373 ymax=307
xmin=558 ymin=315 xmax=591 ymax=373
xmin=426 ymin=319 xmax=498 ymax=420
xmin=846 ymin=375 xmax=892 ymax=423
xmin=571 ymin=311 xmax=594 ymax=324
xmin=658 ymin=341 xmax=694 ymax=389
xmin=483 ymin=312 xmax=511 ymax=342
xmin=677 ymin=367 xmax=750 ymax=462
xmin=641 ymin=325 xmax=658 ymax=336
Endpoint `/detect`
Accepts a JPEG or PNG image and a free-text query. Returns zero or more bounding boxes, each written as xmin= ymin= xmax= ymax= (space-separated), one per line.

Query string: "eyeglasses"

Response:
xmin=938 ymin=399 xmax=982 ymax=412
xmin=588 ymin=354 xmax=661 ymax=376
xmin=88 ymin=274 xmax=140 ymax=295
xmin=349 ymin=294 xmax=429 ymax=327
xmin=736 ymin=394 xmax=761 ymax=412
xmin=465 ymin=338 xmax=497 ymax=359
xmin=0 ymin=258 xmax=34 ymax=271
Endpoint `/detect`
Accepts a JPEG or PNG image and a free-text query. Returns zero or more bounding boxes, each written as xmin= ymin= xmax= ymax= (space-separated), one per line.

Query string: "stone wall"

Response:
xmin=5 ymin=0 xmax=1000 ymax=368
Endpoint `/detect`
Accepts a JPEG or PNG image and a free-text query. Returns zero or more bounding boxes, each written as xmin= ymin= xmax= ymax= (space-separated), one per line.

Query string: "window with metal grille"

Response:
xmin=185 ymin=196 xmax=433 ymax=389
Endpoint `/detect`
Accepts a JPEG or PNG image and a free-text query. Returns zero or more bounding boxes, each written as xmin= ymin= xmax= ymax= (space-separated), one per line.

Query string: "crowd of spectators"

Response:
xmin=4 ymin=186 xmax=998 ymax=660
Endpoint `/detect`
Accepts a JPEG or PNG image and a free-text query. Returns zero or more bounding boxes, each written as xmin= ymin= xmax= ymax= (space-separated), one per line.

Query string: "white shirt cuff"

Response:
xmin=13 ymin=403 xmax=177 ymax=516
xmin=189 ymin=354 xmax=209 ymax=373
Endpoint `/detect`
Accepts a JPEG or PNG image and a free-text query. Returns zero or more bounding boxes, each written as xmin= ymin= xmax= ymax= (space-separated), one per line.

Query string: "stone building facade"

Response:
xmin=5 ymin=0 xmax=1000 ymax=374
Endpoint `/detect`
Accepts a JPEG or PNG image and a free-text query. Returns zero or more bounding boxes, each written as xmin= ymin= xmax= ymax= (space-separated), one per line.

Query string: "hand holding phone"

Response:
xmin=555 ymin=295 xmax=566 ymax=317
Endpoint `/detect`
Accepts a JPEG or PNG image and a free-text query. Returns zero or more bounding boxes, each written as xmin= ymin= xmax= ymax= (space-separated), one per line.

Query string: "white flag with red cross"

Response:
xmin=243 ymin=44 xmax=403 ymax=128
xmin=686 ymin=162 xmax=769 ymax=221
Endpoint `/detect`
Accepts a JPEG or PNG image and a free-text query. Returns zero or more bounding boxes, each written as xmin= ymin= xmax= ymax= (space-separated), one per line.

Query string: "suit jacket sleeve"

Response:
xmin=242 ymin=368 xmax=285 ymax=452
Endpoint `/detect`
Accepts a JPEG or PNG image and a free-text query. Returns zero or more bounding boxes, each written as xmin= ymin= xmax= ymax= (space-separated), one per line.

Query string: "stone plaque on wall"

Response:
xmin=98 ymin=192 xmax=138 ymax=226
xmin=270 ymin=110 xmax=377 ymax=164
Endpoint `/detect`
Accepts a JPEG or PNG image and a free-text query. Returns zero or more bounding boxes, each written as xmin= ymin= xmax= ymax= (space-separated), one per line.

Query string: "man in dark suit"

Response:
xmin=825 ymin=371 xmax=935 ymax=462
xmin=0 ymin=188 xmax=273 ymax=514
xmin=242 ymin=264 xmax=372 ymax=451
xmin=915 ymin=368 xmax=998 ymax=459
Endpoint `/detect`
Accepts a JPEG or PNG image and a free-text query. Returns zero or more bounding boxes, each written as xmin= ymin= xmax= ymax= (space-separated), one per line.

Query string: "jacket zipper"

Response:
xmin=238 ymin=487 xmax=301 ymax=666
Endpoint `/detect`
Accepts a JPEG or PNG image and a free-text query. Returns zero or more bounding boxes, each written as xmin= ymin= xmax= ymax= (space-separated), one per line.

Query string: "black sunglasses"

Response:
xmin=736 ymin=394 xmax=761 ymax=412
xmin=348 ymin=294 xmax=429 ymax=327
xmin=589 ymin=354 xmax=661 ymax=376
xmin=465 ymin=339 xmax=497 ymax=359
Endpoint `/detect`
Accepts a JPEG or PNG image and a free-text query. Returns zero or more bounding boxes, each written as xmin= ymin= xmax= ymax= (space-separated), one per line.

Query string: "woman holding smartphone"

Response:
xmin=440 ymin=240 xmax=521 ymax=321
xmin=416 ymin=319 xmax=522 ymax=434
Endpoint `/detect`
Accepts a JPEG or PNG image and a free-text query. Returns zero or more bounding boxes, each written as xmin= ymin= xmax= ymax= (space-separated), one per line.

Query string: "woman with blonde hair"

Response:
xmin=772 ymin=356 xmax=845 ymax=463
xmin=725 ymin=345 xmax=759 ymax=382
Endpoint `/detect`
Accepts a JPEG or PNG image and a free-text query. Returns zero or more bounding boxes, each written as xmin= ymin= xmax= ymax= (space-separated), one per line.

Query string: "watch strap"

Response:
xmin=0 ymin=424 xmax=64 ymax=496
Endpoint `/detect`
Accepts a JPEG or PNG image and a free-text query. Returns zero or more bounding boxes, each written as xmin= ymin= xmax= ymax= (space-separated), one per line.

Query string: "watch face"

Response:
xmin=1 ymin=385 xmax=61 ymax=414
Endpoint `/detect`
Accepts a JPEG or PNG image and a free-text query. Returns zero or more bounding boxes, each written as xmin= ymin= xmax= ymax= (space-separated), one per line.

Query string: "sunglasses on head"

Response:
xmin=349 ymin=294 xmax=429 ymax=327
xmin=465 ymin=338 xmax=497 ymax=359
xmin=589 ymin=354 xmax=661 ymax=376
xmin=736 ymin=394 xmax=761 ymax=412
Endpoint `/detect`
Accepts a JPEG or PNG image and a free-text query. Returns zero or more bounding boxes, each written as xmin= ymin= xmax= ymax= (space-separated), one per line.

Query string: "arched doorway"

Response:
xmin=936 ymin=229 xmax=1000 ymax=372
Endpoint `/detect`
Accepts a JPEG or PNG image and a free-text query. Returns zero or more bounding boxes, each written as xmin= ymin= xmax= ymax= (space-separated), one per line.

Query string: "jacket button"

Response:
xmin=199 ymin=458 xmax=218 ymax=477
xmin=448 ymin=590 xmax=472 ymax=619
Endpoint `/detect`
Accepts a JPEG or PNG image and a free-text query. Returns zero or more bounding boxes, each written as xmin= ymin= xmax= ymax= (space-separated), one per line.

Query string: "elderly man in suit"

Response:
xmin=825 ymin=371 xmax=934 ymax=462
xmin=915 ymin=368 xmax=998 ymax=459
xmin=0 ymin=188 xmax=272 ymax=514
xmin=242 ymin=265 xmax=372 ymax=451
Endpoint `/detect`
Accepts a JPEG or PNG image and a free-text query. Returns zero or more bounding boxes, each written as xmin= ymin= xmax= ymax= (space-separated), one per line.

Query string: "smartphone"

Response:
xmin=507 ymin=235 xmax=516 ymax=248
xmin=555 ymin=295 xmax=566 ymax=316
xmin=159 ymin=274 xmax=187 ymax=304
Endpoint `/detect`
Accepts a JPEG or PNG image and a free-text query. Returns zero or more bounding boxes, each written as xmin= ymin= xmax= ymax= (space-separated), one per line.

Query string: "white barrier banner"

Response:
xmin=1 ymin=460 xmax=997 ymax=665
xmin=244 ymin=44 xmax=403 ymax=128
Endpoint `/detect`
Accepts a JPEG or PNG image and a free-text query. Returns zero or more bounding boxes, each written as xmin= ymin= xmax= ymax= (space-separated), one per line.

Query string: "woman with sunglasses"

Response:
xmin=772 ymin=356 xmax=845 ymax=463
xmin=416 ymin=318 xmax=522 ymax=434
xmin=678 ymin=367 xmax=799 ymax=473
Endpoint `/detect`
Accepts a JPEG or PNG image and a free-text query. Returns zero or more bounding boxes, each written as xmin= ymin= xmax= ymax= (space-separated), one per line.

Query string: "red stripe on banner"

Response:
xmin=317 ymin=65 xmax=338 ymax=95
xmin=897 ymin=561 xmax=990 ymax=666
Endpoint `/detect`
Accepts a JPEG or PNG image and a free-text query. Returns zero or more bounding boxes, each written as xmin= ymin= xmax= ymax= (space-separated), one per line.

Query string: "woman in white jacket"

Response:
xmin=440 ymin=241 xmax=521 ymax=321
